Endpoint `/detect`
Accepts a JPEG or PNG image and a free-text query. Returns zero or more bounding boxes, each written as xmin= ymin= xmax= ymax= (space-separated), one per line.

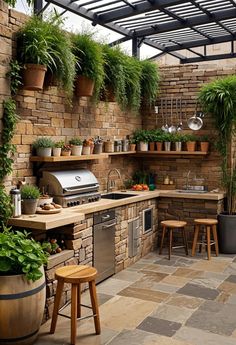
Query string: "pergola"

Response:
xmin=33 ymin=0 xmax=236 ymax=63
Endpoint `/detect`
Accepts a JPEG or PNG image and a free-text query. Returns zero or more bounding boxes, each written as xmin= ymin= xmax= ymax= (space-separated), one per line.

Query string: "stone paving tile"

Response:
xmin=177 ymin=283 xmax=219 ymax=300
xmin=151 ymin=283 xmax=179 ymax=294
xmin=226 ymin=274 xmax=236 ymax=283
xmin=151 ymin=304 xmax=194 ymax=324
xmin=218 ymin=281 xmax=236 ymax=295
xmin=126 ymin=262 xmax=149 ymax=271
xmin=173 ymin=267 xmax=203 ymax=278
xmin=83 ymin=292 xmax=114 ymax=307
xmin=96 ymin=278 xmax=132 ymax=296
xmin=166 ymin=294 xmax=203 ymax=310
xmin=223 ymin=262 xmax=236 ymax=275
xmin=112 ymin=270 xmax=144 ymax=282
xmin=190 ymin=277 xmax=222 ymax=289
xmin=137 ymin=270 xmax=168 ymax=283
xmin=186 ymin=300 xmax=236 ymax=336
xmin=161 ymin=275 xmax=191 ymax=287
xmin=137 ymin=316 xmax=181 ymax=337
xmin=227 ymin=294 xmax=236 ymax=304
xmin=201 ymin=271 xmax=229 ymax=282
xmin=118 ymin=286 xmax=170 ymax=303
xmin=216 ymin=291 xmax=231 ymax=303
xmin=175 ymin=326 xmax=236 ymax=345
xmin=191 ymin=259 xmax=229 ymax=273
xmin=141 ymin=264 xmax=177 ymax=274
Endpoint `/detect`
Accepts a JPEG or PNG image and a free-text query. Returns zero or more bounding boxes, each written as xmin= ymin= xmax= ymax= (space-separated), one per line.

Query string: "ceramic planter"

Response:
xmin=22 ymin=198 xmax=38 ymax=215
xmin=52 ymin=147 xmax=61 ymax=157
xmin=164 ymin=141 xmax=171 ymax=151
xmin=218 ymin=213 xmax=236 ymax=253
xmin=94 ymin=143 xmax=103 ymax=154
xmin=186 ymin=141 xmax=196 ymax=152
xmin=139 ymin=142 xmax=148 ymax=152
xmin=71 ymin=145 xmax=82 ymax=156
xmin=82 ymin=146 xmax=91 ymax=155
xmin=200 ymin=141 xmax=209 ymax=152
xmin=156 ymin=142 xmax=162 ymax=151
xmin=22 ymin=64 xmax=47 ymax=91
xmin=75 ymin=75 xmax=95 ymax=97
xmin=175 ymin=142 xmax=182 ymax=152
xmin=129 ymin=144 xmax=136 ymax=152
xmin=36 ymin=147 xmax=52 ymax=157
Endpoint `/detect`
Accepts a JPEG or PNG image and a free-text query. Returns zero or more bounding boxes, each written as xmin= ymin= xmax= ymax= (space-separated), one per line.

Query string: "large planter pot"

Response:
xmin=139 ymin=142 xmax=148 ymax=152
xmin=217 ymin=213 xmax=236 ymax=254
xmin=186 ymin=141 xmax=196 ymax=152
xmin=71 ymin=145 xmax=82 ymax=156
xmin=36 ymin=147 xmax=52 ymax=157
xmin=22 ymin=64 xmax=47 ymax=91
xmin=22 ymin=199 xmax=38 ymax=215
xmin=0 ymin=267 xmax=46 ymax=345
xmin=200 ymin=141 xmax=209 ymax=152
xmin=75 ymin=75 xmax=95 ymax=97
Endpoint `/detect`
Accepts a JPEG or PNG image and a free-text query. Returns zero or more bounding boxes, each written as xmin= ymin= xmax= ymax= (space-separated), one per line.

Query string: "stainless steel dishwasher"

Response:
xmin=93 ymin=210 xmax=116 ymax=283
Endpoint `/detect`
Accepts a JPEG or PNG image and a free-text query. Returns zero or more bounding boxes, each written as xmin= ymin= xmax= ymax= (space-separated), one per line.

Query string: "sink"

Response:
xmin=176 ymin=189 xmax=208 ymax=194
xmin=101 ymin=193 xmax=138 ymax=200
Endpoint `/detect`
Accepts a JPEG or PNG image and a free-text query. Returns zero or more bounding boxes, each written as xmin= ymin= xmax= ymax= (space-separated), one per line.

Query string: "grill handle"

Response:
xmin=63 ymin=184 xmax=99 ymax=193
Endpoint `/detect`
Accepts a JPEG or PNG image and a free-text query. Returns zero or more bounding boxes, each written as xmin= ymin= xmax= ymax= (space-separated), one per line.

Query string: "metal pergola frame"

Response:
xmin=34 ymin=0 xmax=236 ymax=63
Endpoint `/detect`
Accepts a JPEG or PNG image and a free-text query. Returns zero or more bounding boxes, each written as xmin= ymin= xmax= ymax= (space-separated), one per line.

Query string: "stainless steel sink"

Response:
xmin=101 ymin=193 xmax=137 ymax=200
xmin=176 ymin=189 xmax=208 ymax=194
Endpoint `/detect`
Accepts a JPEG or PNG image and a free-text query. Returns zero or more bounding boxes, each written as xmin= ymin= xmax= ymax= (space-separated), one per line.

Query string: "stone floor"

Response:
xmin=35 ymin=250 xmax=236 ymax=345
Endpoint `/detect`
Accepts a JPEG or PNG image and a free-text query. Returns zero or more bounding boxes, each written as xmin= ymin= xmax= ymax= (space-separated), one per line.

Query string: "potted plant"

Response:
xmin=129 ymin=138 xmax=136 ymax=152
xmin=0 ymin=226 xmax=48 ymax=344
xmin=21 ymin=184 xmax=41 ymax=215
xmin=172 ymin=132 xmax=187 ymax=152
xmin=148 ymin=129 xmax=157 ymax=151
xmin=93 ymin=136 xmax=103 ymax=154
xmin=199 ymin=135 xmax=210 ymax=152
xmin=140 ymin=60 xmax=160 ymax=108
xmin=163 ymin=132 xmax=173 ymax=151
xmin=199 ymin=75 xmax=236 ymax=253
xmin=52 ymin=140 xmax=64 ymax=157
xmin=186 ymin=134 xmax=197 ymax=152
xmin=69 ymin=137 xmax=83 ymax=156
xmin=133 ymin=129 xmax=149 ymax=151
xmin=71 ymin=33 xmax=105 ymax=99
xmin=32 ymin=137 xmax=54 ymax=157
xmin=61 ymin=144 xmax=72 ymax=156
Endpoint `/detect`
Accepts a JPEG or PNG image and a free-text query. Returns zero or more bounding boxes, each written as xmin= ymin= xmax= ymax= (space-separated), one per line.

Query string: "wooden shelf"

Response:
xmin=30 ymin=153 xmax=109 ymax=162
xmin=136 ymin=151 xmax=208 ymax=157
xmin=108 ymin=151 xmax=136 ymax=156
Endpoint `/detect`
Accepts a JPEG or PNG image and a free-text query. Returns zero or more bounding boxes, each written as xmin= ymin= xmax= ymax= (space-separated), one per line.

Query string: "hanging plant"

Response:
xmin=140 ymin=60 xmax=160 ymax=108
xmin=6 ymin=60 xmax=22 ymax=95
xmin=4 ymin=0 xmax=33 ymax=6
xmin=123 ymin=55 xmax=142 ymax=112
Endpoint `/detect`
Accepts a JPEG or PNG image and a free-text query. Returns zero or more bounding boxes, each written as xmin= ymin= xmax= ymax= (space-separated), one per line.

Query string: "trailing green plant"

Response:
xmin=69 ymin=137 xmax=83 ymax=146
xmin=0 ymin=227 xmax=48 ymax=282
xmin=199 ymin=75 xmax=236 ymax=214
xmin=123 ymin=55 xmax=142 ymax=111
xmin=32 ymin=137 xmax=54 ymax=149
xmin=71 ymin=33 xmax=105 ymax=101
xmin=6 ymin=60 xmax=22 ymax=95
xmin=0 ymin=187 xmax=13 ymax=227
xmin=4 ymin=0 xmax=33 ymax=7
xmin=21 ymin=185 xmax=41 ymax=200
xmin=140 ymin=60 xmax=160 ymax=108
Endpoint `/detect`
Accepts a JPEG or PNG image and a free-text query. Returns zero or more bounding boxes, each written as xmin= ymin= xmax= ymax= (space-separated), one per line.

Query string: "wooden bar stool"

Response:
xmin=50 ymin=265 xmax=101 ymax=345
xmin=192 ymin=218 xmax=219 ymax=260
xmin=159 ymin=220 xmax=188 ymax=260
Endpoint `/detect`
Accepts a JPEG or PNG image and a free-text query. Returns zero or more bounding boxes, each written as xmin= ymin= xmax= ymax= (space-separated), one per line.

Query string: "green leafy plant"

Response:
xmin=123 ymin=55 xmax=142 ymax=112
xmin=69 ymin=137 xmax=83 ymax=146
xmin=171 ymin=132 xmax=188 ymax=142
xmin=140 ymin=60 xmax=160 ymax=108
xmin=199 ymin=75 xmax=236 ymax=214
xmin=132 ymin=129 xmax=150 ymax=143
xmin=21 ymin=185 xmax=41 ymax=200
xmin=184 ymin=134 xmax=198 ymax=142
xmin=0 ymin=187 xmax=13 ymax=227
xmin=6 ymin=60 xmax=22 ymax=95
xmin=71 ymin=33 xmax=105 ymax=101
xmin=199 ymin=135 xmax=210 ymax=142
xmin=0 ymin=227 xmax=48 ymax=282
xmin=54 ymin=140 xmax=65 ymax=148
xmin=32 ymin=137 xmax=54 ymax=149
xmin=4 ymin=0 xmax=33 ymax=7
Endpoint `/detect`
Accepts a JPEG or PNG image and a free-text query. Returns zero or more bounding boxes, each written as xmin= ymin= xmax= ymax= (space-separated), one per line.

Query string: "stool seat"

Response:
xmin=161 ymin=220 xmax=187 ymax=228
xmin=55 ymin=265 xmax=97 ymax=284
xmin=194 ymin=218 xmax=218 ymax=225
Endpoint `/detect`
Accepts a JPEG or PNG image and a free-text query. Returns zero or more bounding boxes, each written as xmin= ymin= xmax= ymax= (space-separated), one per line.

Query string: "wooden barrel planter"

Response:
xmin=0 ymin=267 xmax=46 ymax=345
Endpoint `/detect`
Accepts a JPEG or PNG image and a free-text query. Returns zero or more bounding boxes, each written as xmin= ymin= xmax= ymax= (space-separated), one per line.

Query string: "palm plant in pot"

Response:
xmin=21 ymin=184 xmax=41 ymax=215
xmin=32 ymin=137 xmax=54 ymax=157
xmin=199 ymin=75 xmax=236 ymax=253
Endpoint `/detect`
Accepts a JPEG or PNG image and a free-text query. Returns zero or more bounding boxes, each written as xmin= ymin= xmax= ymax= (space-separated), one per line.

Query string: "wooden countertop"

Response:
xmin=8 ymin=190 xmax=225 ymax=230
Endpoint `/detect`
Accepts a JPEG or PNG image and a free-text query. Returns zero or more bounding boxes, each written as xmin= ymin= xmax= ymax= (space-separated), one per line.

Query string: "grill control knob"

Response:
xmin=77 ymin=201 xmax=80 ymax=205
xmin=67 ymin=203 xmax=70 ymax=207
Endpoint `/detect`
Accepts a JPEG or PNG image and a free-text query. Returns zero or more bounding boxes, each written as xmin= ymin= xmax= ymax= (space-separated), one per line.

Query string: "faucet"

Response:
xmin=185 ymin=170 xmax=191 ymax=190
xmin=106 ymin=168 xmax=122 ymax=193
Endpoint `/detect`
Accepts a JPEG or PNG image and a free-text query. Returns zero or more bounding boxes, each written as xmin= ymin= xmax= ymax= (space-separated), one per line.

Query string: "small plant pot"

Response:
xmin=175 ymin=142 xmax=182 ymax=152
xmin=94 ymin=143 xmax=103 ymax=154
xmin=61 ymin=150 xmax=71 ymax=156
xmin=104 ymin=141 xmax=114 ymax=153
xmin=156 ymin=142 xmax=162 ymax=151
xmin=82 ymin=146 xmax=91 ymax=155
xmin=75 ymin=75 xmax=95 ymax=97
xmin=22 ymin=199 xmax=38 ymax=215
xmin=200 ymin=141 xmax=209 ymax=152
xmin=129 ymin=144 xmax=136 ymax=152
xmin=36 ymin=147 xmax=52 ymax=157
xmin=52 ymin=148 xmax=61 ymax=157
xmin=22 ymin=64 xmax=47 ymax=91
xmin=186 ymin=141 xmax=196 ymax=152
xmin=139 ymin=142 xmax=148 ymax=152
xmin=149 ymin=142 xmax=156 ymax=151
xmin=71 ymin=145 xmax=82 ymax=156
xmin=164 ymin=141 xmax=171 ymax=151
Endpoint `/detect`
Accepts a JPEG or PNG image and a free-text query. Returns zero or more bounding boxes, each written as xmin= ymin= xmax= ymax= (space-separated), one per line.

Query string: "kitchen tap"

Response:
xmin=106 ymin=168 xmax=122 ymax=192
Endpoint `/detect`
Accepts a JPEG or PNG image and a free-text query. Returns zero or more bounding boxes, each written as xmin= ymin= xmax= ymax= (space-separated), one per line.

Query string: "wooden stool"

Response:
xmin=192 ymin=218 xmax=219 ymax=260
xmin=159 ymin=220 xmax=188 ymax=260
xmin=50 ymin=265 xmax=101 ymax=345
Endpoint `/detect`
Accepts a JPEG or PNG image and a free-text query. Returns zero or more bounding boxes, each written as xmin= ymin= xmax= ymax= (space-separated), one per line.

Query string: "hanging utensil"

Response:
xmin=162 ymin=98 xmax=169 ymax=132
xmin=177 ymin=98 xmax=183 ymax=131
xmin=169 ymin=97 xmax=176 ymax=133
xmin=154 ymin=103 xmax=159 ymax=128
xmin=187 ymin=101 xmax=203 ymax=131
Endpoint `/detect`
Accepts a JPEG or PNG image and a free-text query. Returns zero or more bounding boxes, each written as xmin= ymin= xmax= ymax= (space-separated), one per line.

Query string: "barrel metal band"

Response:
xmin=0 ymin=281 xmax=45 ymax=300
xmin=0 ymin=329 xmax=38 ymax=342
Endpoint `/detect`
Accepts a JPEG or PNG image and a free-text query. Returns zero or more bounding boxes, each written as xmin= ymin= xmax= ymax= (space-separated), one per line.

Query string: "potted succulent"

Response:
xmin=0 ymin=227 xmax=48 ymax=345
xmin=32 ymin=137 xmax=54 ymax=157
xmin=93 ymin=136 xmax=103 ymax=154
xmin=199 ymin=75 xmax=236 ymax=253
xmin=71 ymin=33 xmax=105 ymax=100
xmin=21 ymin=184 xmax=41 ymax=215
xmin=69 ymin=137 xmax=83 ymax=156
xmin=140 ymin=59 xmax=160 ymax=108
xmin=61 ymin=144 xmax=72 ymax=156
xmin=199 ymin=135 xmax=210 ymax=152
xmin=186 ymin=134 xmax=198 ymax=152
xmin=52 ymin=140 xmax=64 ymax=157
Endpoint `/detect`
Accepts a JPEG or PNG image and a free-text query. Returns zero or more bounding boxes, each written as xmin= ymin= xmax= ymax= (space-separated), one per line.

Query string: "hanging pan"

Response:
xmin=187 ymin=102 xmax=203 ymax=131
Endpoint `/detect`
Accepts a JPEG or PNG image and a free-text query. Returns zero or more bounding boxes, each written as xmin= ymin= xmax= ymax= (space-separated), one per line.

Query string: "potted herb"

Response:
xmin=93 ymin=136 xmax=103 ymax=154
xmin=172 ymin=132 xmax=187 ymax=152
xmin=199 ymin=135 xmax=210 ymax=152
xmin=199 ymin=75 xmax=236 ymax=253
xmin=52 ymin=140 xmax=64 ymax=157
xmin=21 ymin=184 xmax=41 ymax=214
xmin=61 ymin=144 xmax=72 ymax=156
xmin=133 ymin=129 xmax=149 ymax=151
xmin=71 ymin=33 xmax=105 ymax=99
xmin=140 ymin=60 xmax=160 ymax=108
xmin=148 ymin=129 xmax=157 ymax=151
xmin=69 ymin=137 xmax=83 ymax=156
xmin=129 ymin=138 xmax=136 ymax=152
xmin=163 ymin=132 xmax=173 ymax=151
xmin=32 ymin=137 xmax=54 ymax=157
xmin=0 ymin=227 xmax=48 ymax=344
xmin=185 ymin=134 xmax=197 ymax=152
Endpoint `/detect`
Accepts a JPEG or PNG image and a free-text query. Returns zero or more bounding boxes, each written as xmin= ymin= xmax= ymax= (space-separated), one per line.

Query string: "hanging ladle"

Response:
xmin=177 ymin=98 xmax=183 ymax=131
xmin=169 ymin=97 xmax=176 ymax=133
xmin=187 ymin=101 xmax=203 ymax=131
xmin=161 ymin=98 xmax=169 ymax=132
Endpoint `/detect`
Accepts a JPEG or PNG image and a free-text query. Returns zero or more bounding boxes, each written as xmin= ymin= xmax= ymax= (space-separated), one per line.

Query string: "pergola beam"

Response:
xmin=182 ymin=52 xmax=236 ymax=64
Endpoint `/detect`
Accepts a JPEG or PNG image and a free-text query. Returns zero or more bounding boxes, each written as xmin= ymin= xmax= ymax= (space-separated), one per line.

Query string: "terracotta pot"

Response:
xmin=156 ymin=142 xmax=162 ymax=151
xmin=186 ymin=141 xmax=196 ymax=152
xmin=75 ymin=75 xmax=95 ymax=97
xmin=149 ymin=142 xmax=156 ymax=151
xmin=200 ymin=141 xmax=209 ymax=152
xmin=22 ymin=198 xmax=38 ymax=215
xmin=71 ymin=145 xmax=82 ymax=156
xmin=22 ymin=64 xmax=47 ymax=91
xmin=52 ymin=147 xmax=61 ymax=157
xmin=82 ymin=146 xmax=91 ymax=155
xmin=129 ymin=144 xmax=136 ymax=152
xmin=61 ymin=150 xmax=71 ymax=156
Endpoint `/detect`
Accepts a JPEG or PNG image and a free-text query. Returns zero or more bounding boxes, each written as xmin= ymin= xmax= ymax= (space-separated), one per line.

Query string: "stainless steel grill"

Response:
xmin=39 ymin=169 xmax=100 ymax=207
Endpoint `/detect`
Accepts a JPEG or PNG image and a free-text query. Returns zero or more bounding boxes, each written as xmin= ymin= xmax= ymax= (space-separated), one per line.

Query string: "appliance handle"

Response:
xmin=102 ymin=222 xmax=116 ymax=229
xmin=101 ymin=215 xmax=111 ymax=221
xmin=63 ymin=184 xmax=98 ymax=193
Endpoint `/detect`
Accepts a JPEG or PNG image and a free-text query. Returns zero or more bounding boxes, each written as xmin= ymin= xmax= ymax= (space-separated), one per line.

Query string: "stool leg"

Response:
xmin=212 ymin=224 xmax=219 ymax=256
xmin=182 ymin=227 xmax=189 ymax=256
xmin=71 ymin=284 xmax=78 ymax=345
xmin=169 ymin=228 xmax=173 ymax=260
xmin=159 ymin=225 xmax=166 ymax=255
xmin=50 ymin=279 xmax=64 ymax=334
xmin=206 ymin=226 xmax=211 ymax=260
xmin=77 ymin=283 xmax=81 ymax=318
xmin=192 ymin=225 xmax=199 ymax=257
xmin=89 ymin=280 xmax=101 ymax=335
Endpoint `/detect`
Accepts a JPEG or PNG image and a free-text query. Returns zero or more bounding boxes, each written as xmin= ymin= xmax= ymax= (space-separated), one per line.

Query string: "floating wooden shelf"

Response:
xmin=30 ymin=153 xmax=109 ymax=162
xmin=108 ymin=151 xmax=136 ymax=156
xmin=136 ymin=151 xmax=208 ymax=156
